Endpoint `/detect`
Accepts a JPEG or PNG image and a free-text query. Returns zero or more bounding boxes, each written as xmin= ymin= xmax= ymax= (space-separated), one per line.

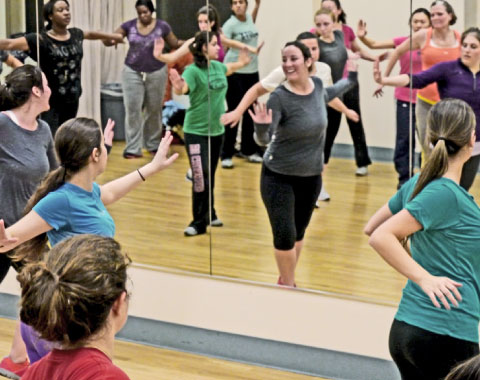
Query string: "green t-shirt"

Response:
xmin=182 ymin=60 xmax=227 ymax=136
xmin=222 ymin=14 xmax=258 ymax=74
xmin=389 ymin=174 xmax=480 ymax=343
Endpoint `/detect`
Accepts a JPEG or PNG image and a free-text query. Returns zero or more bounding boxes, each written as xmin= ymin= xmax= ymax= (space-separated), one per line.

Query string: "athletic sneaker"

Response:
xmin=318 ymin=185 xmax=330 ymax=202
xmin=210 ymin=218 xmax=223 ymax=227
xmin=247 ymin=153 xmax=263 ymax=163
xmin=355 ymin=166 xmax=368 ymax=176
xmin=185 ymin=168 xmax=192 ymax=182
xmin=221 ymin=158 xmax=234 ymax=169
xmin=0 ymin=356 xmax=29 ymax=377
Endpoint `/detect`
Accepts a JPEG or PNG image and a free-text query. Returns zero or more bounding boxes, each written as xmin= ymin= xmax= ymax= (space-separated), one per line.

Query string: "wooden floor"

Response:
xmin=98 ymin=142 xmax=480 ymax=305
xmin=0 ymin=318 xmax=326 ymax=380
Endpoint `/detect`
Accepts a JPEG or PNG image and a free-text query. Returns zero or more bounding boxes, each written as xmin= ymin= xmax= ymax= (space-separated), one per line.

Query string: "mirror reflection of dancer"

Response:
xmin=365 ymin=99 xmax=480 ymax=380
xmin=220 ymin=31 xmax=360 ymax=203
xmin=381 ymin=0 xmax=460 ymax=161
xmin=20 ymin=235 xmax=131 ymax=379
xmin=106 ymin=0 xmax=183 ymax=159
xmin=357 ymin=8 xmax=431 ymax=189
xmin=169 ymin=32 xmax=250 ymax=237
xmin=315 ymin=0 xmax=381 ymax=178
xmin=250 ymin=41 xmax=357 ymax=287
xmin=221 ymin=0 xmax=263 ymax=169
xmin=153 ymin=4 xmax=262 ymax=65
xmin=374 ymin=27 xmax=480 ymax=191
xmin=0 ymin=119 xmax=178 ymax=365
xmin=0 ymin=0 xmax=123 ymax=135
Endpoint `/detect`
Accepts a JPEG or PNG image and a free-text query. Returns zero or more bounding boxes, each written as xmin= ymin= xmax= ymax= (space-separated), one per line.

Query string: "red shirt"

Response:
xmin=21 ymin=347 xmax=130 ymax=380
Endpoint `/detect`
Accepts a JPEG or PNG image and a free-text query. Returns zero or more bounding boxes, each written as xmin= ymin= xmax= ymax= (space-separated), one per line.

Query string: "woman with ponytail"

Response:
xmin=0 ymin=117 xmax=177 ymax=365
xmin=364 ymin=99 xmax=480 ymax=379
xmin=169 ymin=31 xmax=250 ymax=236
xmin=0 ymin=65 xmax=57 ymax=375
xmin=19 ymin=234 xmax=131 ymax=379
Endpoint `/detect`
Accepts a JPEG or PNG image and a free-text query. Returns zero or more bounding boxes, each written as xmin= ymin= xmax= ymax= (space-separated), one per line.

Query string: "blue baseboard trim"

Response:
xmin=0 ymin=292 xmax=399 ymax=379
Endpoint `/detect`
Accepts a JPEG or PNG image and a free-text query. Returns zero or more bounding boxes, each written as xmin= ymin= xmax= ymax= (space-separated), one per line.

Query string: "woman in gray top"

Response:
xmin=0 ymin=65 xmax=58 ymax=375
xmin=250 ymin=41 xmax=357 ymax=287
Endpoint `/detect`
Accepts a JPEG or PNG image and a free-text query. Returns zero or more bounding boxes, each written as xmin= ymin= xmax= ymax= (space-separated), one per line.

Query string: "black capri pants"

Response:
xmin=260 ymin=165 xmax=321 ymax=250
xmin=389 ymin=319 xmax=479 ymax=380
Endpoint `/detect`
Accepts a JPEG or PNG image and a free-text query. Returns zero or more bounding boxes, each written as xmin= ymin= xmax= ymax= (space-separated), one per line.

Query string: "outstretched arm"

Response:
xmin=169 ymin=68 xmax=189 ymax=95
xmin=0 ymin=36 xmax=29 ymax=51
xmin=225 ymin=47 xmax=251 ymax=76
xmin=221 ymin=35 xmax=264 ymax=55
xmin=83 ymin=30 xmax=124 ymax=43
xmin=100 ymin=132 xmax=178 ymax=206
xmin=221 ymin=82 xmax=268 ymax=127
xmin=356 ymin=20 xmax=395 ymax=49
xmin=154 ymin=37 xmax=192 ymax=64
xmin=373 ymin=60 xmax=410 ymax=87
xmin=0 ymin=213 xmax=51 ymax=254
xmin=327 ymin=97 xmax=359 ymax=122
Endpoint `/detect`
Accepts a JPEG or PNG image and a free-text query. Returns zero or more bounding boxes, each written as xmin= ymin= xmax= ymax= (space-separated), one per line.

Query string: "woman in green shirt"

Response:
xmin=170 ymin=31 xmax=250 ymax=236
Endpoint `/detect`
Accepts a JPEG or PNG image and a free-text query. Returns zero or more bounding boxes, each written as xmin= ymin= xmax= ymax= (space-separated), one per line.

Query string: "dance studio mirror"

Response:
xmin=207 ymin=0 xmax=475 ymax=304
xmin=18 ymin=0 xmax=478 ymax=305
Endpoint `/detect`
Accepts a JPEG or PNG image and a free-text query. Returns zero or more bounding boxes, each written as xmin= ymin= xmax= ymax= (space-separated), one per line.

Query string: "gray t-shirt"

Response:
xmin=255 ymin=73 xmax=357 ymax=177
xmin=0 ymin=113 xmax=57 ymax=226
xmin=318 ymin=30 xmax=348 ymax=83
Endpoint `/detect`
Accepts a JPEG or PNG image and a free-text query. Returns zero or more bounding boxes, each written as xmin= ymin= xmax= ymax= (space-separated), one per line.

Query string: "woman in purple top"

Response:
xmin=374 ymin=27 xmax=480 ymax=190
xmin=357 ymin=8 xmax=431 ymax=188
xmin=109 ymin=0 xmax=182 ymax=159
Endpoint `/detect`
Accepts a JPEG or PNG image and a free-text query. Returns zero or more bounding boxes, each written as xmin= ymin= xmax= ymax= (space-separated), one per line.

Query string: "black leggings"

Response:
xmin=323 ymin=83 xmax=371 ymax=167
xmin=260 ymin=165 xmax=321 ymax=250
xmin=389 ymin=319 xmax=479 ymax=380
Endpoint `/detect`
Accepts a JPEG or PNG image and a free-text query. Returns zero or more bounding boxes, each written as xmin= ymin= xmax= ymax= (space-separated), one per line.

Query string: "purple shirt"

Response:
xmin=411 ymin=59 xmax=480 ymax=141
xmin=121 ymin=18 xmax=172 ymax=73
xmin=394 ymin=36 xmax=422 ymax=103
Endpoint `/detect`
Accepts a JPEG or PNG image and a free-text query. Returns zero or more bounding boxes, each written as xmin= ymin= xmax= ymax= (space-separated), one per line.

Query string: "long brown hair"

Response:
xmin=18 ymin=234 xmax=131 ymax=347
xmin=0 ymin=65 xmax=44 ymax=111
xmin=12 ymin=118 xmax=103 ymax=263
xmin=411 ymin=99 xmax=475 ymax=199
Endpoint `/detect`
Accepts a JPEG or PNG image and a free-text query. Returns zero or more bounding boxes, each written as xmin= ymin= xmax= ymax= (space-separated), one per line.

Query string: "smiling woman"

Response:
xmin=249 ymin=41 xmax=358 ymax=287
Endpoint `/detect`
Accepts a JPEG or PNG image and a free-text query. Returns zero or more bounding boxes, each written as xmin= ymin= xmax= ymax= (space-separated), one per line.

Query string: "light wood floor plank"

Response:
xmin=0 ymin=318 xmax=326 ymax=380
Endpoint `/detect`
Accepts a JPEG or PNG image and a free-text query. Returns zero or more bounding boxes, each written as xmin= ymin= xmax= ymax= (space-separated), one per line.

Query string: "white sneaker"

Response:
xmin=318 ymin=186 xmax=330 ymax=202
xmin=247 ymin=153 xmax=263 ymax=163
xmin=355 ymin=166 xmax=368 ymax=176
xmin=222 ymin=158 xmax=234 ymax=169
xmin=210 ymin=218 xmax=223 ymax=227
xmin=185 ymin=168 xmax=192 ymax=182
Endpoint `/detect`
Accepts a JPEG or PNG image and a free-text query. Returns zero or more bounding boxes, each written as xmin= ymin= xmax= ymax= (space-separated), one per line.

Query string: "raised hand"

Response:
xmin=373 ymin=84 xmax=384 ymax=98
xmin=357 ymin=20 xmax=367 ymax=39
xmin=104 ymin=118 xmax=115 ymax=147
xmin=169 ymin=69 xmax=185 ymax=93
xmin=248 ymin=102 xmax=272 ymax=124
xmin=153 ymin=37 xmax=165 ymax=59
xmin=0 ymin=219 xmax=18 ymax=253
xmin=150 ymin=131 xmax=179 ymax=172
xmin=418 ymin=274 xmax=462 ymax=310
xmin=253 ymin=41 xmax=265 ymax=55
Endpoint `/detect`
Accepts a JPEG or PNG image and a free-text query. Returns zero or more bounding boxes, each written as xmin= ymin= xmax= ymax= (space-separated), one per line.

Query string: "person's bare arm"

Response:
xmin=83 ymin=30 xmax=124 ymax=43
xmin=0 ymin=213 xmax=52 ymax=253
xmin=153 ymin=37 xmax=192 ymax=64
xmin=5 ymin=54 xmax=23 ymax=69
xmin=328 ymin=97 xmax=359 ymax=122
xmin=0 ymin=37 xmax=29 ymax=51
xmin=225 ymin=47 xmax=251 ymax=76
xmin=169 ymin=69 xmax=189 ymax=95
xmin=221 ymin=35 xmax=264 ymax=55
xmin=356 ymin=20 xmax=395 ymax=49
xmin=251 ymin=0 xmax=261 ymax=23
xmin=373 ymin=60 xmax=410 ymax=87
xmin=102 ymin=26 xmax=126 ymax=47
xmin=164 ymin=31 xmax=183 ymax=49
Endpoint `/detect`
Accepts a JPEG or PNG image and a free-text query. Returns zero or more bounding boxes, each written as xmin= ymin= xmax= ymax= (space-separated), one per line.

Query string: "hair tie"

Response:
xmin=435 ymin=137 xmax=460 ymax=154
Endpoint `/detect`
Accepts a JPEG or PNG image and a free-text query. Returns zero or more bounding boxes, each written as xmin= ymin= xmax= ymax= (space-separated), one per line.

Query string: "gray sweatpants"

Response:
xmin=122 ymin=65 xmax=168 ymax=155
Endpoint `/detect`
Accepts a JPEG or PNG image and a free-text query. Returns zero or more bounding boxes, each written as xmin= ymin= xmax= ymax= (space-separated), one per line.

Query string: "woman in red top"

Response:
xmin=20 ymin=234 xmax=131 ymax=380
xmin=382 ymin=0 xmax=460 ymax=159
